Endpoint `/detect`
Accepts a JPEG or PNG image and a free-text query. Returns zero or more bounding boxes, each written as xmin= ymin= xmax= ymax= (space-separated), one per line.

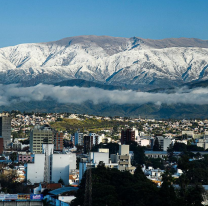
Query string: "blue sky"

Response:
xmin=0 ymin=0 xmax=207 ymax=48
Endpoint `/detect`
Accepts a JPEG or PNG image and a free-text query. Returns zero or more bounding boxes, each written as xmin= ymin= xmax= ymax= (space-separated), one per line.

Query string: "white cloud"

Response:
xmin=0 ymin=84 xmax=208 ymax=106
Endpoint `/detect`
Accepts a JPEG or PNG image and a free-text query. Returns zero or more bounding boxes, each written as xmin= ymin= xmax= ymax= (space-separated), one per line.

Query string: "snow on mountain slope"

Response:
xmin=0 ymin=35 xmax=208 ymax=88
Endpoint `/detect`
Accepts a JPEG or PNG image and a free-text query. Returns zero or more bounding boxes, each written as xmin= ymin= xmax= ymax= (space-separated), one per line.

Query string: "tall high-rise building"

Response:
xmin=84 ymin=135 xmax=93 ymax=154
xmin=30 ymin=125 xmax=53 ymax=154
xmin=0 ymin=138 xmax=3 ymax=154
xmin=54 ymin=131 xmax=64 ymax=151
xmin=0 ymin=113 xmax=11 ymax=149
xmin=121 ymin=129 xmax=135 ymax=144
xmin=74 ymin=131 xmax=84 ymax=146
xmin=84 ymin=133 xmax=101 ymax=153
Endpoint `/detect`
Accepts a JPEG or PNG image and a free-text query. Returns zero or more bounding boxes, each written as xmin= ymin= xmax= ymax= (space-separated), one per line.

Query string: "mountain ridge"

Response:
xmin=0 ymin=35 xmax=208 ymax=90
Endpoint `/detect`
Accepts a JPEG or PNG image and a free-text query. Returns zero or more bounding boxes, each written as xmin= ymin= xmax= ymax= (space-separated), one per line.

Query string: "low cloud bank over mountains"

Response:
xmin=0 ymin=84 xmax=208 ymax=106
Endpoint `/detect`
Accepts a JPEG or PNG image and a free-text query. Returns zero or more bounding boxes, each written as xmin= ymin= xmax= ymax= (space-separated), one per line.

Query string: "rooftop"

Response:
xmin=145 ymin=151 xmax=168 ymax=155
xmin=49 ymin=187 xmax=78 ymax=195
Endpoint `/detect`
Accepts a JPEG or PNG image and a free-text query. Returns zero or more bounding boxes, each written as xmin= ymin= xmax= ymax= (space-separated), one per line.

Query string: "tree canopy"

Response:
xmin=153 ymin=137 xmax=162 ymax=151
xmin=71 ymin=164 xmax=205 ymax=206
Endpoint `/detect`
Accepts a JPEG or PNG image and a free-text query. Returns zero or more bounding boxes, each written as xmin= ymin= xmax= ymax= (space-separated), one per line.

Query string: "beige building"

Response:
xmin=197 ymin=138 xmax=208 ymax=150
xmin=110 ymin=145 xmax=136 ymax=174
xmin=30 ymin=125 xmax=53 ymax=154
xmin=182 ymin=131 xmax=194 ymax=138
xmin=118 ymin=145 xmax=135 ymax=174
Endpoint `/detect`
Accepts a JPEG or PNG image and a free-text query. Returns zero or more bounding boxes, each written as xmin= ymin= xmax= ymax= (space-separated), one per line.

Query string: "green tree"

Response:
xmin=159 ymin=171 xmax=177 ymax=206
xmin=10 ymin=152 xmax=17 ymax=162
xmin=172 ymin=142 xmax=187 ymax=152
xmin=42 ymin=198 xmax=52 ymax=206
xmin=129 ymin=141 xmax=146 ymax=165
xmin=71 ymin=164 xmax=161 ymax=206
xmin=145 ymin=158 xmax=164 ymax=170
xmin=153 ymin=137 xmax=162 ymax=151
xmin=58 ymin=178 xmax=64 ymax=185
xmin=185 ymin=185 xmax=204 ymax=206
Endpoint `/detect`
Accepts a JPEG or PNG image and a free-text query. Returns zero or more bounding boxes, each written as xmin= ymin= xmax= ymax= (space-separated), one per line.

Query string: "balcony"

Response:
xmin=120 ymin=155 xmax=129 ymax=160
xmin=119 ymin=161 xmax=129 ymax=165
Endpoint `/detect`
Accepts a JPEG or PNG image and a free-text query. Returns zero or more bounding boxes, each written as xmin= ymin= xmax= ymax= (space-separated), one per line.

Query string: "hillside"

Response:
xmin=1 ymin=99 xmax=208 ymax=119
xmin=50 ymin=117 xmax=128 ymax=133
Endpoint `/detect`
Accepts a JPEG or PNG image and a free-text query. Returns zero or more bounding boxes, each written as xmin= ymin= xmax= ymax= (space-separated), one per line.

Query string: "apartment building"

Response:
xmin=74 ymin=131 xmax=84 ymax=146
xmin=0 ymin=113 xmax=11 ymax=149
xmin=121 ymin=129 xmax=135 ymax=144
xmin=18 ymin=154 xmax=34 ymax=163
xmin=151 ymin=136 xmax=172 ymax=151
xmin=26 ymin=144 xmax=76 ymax=185
xmin=0 ymin=138 xmax=3 ymax=154
xmin=54 ymin=132 xmax=64 ymax=151
xmin=30 ymin=125 xmax=53 ymax=154
xmin=84 ymin=133 xmax=101 ymax=153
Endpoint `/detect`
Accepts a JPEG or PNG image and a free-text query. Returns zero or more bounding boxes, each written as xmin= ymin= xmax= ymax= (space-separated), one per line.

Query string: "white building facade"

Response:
xmin=26 ymin=144 xmax=76 ymax=185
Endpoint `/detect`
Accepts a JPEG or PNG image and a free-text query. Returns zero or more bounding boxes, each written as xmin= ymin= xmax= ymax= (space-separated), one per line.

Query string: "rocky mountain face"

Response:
xmin=0 ymin=35 xmax=208 ymax=90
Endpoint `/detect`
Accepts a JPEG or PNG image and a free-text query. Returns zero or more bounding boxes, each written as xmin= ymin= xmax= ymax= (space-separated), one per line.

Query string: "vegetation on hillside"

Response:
xmin=3 ymin=100 xmax=208 ymax=119
xmin=50 ymin=117 xmax=138 ymax=133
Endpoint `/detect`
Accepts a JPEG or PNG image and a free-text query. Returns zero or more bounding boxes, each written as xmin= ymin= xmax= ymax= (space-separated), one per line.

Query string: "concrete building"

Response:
xmin=30 ymin=125 xmax=53 ymax=154
xmin=90 ymin=133 xmax=101 ymax=145
xmin=74 ymin=131 xmax=84 ymax=146
xmin=84 ymin=135 xmax=93 ymax=153
xmin=145 ymin=151 xmax=168 ymax=159
xmin=137 ymin=138 xmax=150 ymax=147
xmin=117 ymin=145 xmax=135 ymax=173
xmin=79 ymin=148 xmax=118 ymax=182
xmin=12 ymin=142 xmax=22 ymax=151
xmin=0 ymin=138 xmax=3 ymax=154
xmin=26 ymin=144 xmax=76 ymax=185
xmin=121 ymin=129 xmax=135 ymax=144
xmin=98 ymin=148 xmax=109 ymax=153
xmin=54 ymin=132 xmax=64 ymax=151
xmin=18 ymin=154 xmax=34 ymax=163
xmin=89 ymin=151 xmax=109 ymax=164
xmin=151 ymin=136 xmax=172 ymax=151
xmin=109 ymin=145 xmax=136 ymax=174
xmin=79 ymin=148 xmax=118 ymax=181
xmin=26 ymin=154 xmax=44 ymax=184
xmin=182 ymin=131 xmax=194 ymax=138
xmin=51 ymin=153 xmax=76 ymax=185
xmin=84 ymin=133 xmax=101 ymax=153
xmin=0 ymin=113 xmax=11 ymax=149
xmin=196 ymin=138 xmax=208 ymax=150
xmin=132 ymin=127 xmax=139 ymax=139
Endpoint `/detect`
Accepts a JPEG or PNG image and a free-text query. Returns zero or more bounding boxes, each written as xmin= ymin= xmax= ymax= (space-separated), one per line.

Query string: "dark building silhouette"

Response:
xmin=0 ymin=138 xmax=3 ymax=154
xmin=54 ymin=132 xmax=64 ymax=151
xmin=121 ymin=129 xmax=135 ymax=144
xmin=84 ymin=133 xmax=100 ymax=153
xmin=84 ymin=136 xmax=93 ymax=154
xmin=0 ymin=114 xmax=11 ymax=149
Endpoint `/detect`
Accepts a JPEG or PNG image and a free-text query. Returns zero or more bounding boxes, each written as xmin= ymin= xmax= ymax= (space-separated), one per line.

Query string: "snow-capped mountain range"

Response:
xmin=0 ymin=35 xmax=208 ymax=89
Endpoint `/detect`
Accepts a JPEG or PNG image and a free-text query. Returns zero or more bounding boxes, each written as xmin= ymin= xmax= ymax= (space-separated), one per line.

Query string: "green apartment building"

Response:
xmin=30 ymin=125 xmax=53 ymax=154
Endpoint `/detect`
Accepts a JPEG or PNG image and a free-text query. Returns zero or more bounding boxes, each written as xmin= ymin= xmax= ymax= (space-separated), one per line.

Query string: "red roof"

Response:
xmin=44 ymin=183 xmax=62 ymax=190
